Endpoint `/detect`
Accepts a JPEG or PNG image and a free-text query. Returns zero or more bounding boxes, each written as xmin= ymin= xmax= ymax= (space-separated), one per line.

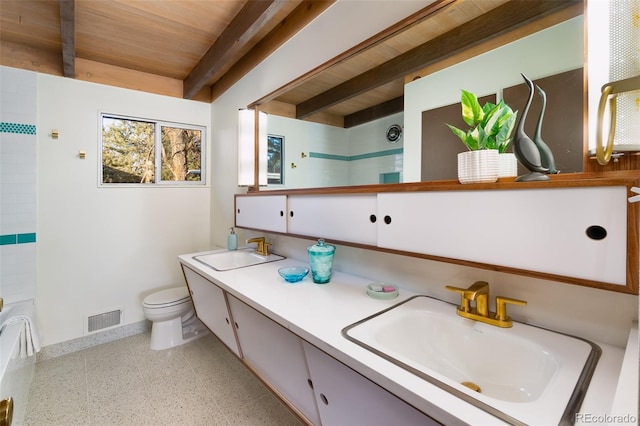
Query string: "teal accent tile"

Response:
xmin=0 ymin=233 xmax=36 ymax=245
xmin=0 ymin=235 xmax=17 ymax=245
xmin=351 ymin=148 xmax=403 ymax=161
xmin=380 ymin=172 xmax=401 ymax=184
xmin=310 ymin=148 xmax=403 ymax=162
xmin=0 ymin=122 xmax=37 ymax=135
xmin=17 ymin=233 xmax=36 ymax=244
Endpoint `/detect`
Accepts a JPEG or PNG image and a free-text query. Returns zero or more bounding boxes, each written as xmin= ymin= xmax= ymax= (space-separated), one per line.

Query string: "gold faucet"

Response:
xmin=246 ymin=237 xmax=271 ymax=256
xmin=445 ymin=281 xmax=527 ymax=328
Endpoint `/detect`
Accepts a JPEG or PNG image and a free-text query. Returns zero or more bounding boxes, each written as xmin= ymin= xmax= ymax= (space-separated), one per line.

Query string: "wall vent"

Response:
xmin=87 ymin=309 xmax=122 ymax=333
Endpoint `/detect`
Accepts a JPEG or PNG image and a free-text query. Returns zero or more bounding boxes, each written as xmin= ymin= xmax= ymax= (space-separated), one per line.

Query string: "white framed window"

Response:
xmin=100 ymin=113 xmax=205 ymax=185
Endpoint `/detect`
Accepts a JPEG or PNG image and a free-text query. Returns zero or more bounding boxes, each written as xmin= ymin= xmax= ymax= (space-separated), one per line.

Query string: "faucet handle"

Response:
xmin=495 ymin=296 xmax=527 ymax=321
xmin=445 ymin=286 xmax=471 ymax=313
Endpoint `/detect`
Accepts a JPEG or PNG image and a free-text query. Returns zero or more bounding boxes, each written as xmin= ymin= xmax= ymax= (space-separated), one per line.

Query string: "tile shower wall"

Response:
xmin=0 ymin=66 xmax=38 ymax=303
xmin=347 ymin=112 xmax=403 ymax=185
xmin=268 ymin=113 xmax=404 ymax=188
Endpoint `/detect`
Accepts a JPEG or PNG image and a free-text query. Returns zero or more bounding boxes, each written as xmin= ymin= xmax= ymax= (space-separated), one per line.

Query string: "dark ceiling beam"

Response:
xmin=183 ymin=0 xmax=289 ymax=99
xmin=296 ymin=0 xmax=580 ymax=119
xmin=59 ymin=0 xmax=75 ymax=78
xmin=344 ymin=96 xmax=404 ymax=129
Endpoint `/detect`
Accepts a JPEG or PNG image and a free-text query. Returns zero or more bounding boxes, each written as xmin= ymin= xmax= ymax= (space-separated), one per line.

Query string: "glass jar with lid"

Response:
xmin=307 ymin=239 xmax=336 ymax=284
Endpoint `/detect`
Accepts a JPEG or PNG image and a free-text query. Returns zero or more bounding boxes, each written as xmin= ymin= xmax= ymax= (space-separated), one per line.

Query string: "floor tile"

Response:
xmin=25 ymin=330 xmax=303 ymax=426
xmin=225 ymin=394 xmax=301 ymax=426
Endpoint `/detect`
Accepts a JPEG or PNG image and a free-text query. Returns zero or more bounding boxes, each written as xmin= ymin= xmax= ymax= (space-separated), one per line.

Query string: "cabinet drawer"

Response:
xmin=228 ymin=296 xmax=320 ymax=425
xmin=302 ymin=341 xmax=436 ymax=425
xmin=181 ymin=266 xmax=240 ymax=355
xmin=235 ymin=195 xmax=287 ymax=233
xmin=287 ymin=194 xmax=377 ymax=245
xmin=377 ymin=187 xmax=628 ymax=285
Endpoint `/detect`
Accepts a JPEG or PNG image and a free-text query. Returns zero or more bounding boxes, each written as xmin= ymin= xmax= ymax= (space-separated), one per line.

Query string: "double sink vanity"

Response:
xmin=175 ymin=172 xmax=639 ymax=424
xmin=178 ymin=242 xmax=632 ymax=425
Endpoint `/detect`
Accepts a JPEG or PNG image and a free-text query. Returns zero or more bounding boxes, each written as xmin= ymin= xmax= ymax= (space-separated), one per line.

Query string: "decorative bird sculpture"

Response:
xmin=513 ymin=73 xmax=549 ymax=181
xmin=533 ymin=85 xmax=559 ymax=174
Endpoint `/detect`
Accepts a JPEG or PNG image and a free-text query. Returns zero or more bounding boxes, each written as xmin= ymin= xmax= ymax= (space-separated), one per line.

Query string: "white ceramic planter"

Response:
xmin=457 ymin=150 xmax=499 ymax=184
xmin=498 ymin=152 xmax=518 ymax=177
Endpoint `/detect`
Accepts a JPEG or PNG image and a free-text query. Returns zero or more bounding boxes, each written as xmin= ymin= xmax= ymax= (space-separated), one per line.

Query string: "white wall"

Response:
xmin=404 ymin=16 xmax=584 ymax=181
xmin=37 ymin=74 xmax=212 ymax=345
xmin=0 ymin=67 xmax=38 ymax=303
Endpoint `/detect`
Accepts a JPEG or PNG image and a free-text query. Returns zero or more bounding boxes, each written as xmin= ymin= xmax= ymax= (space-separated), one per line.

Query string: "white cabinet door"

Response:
xmin=302 ymin=342 xmax=436 ymax=426
xmin=287 ymin=194 xmax=377 ymax=245
xmin=181 ymin=266 xmax=240 ymax=356
xmin=228 ymin=296 xmax=320 ymax=425
xmin=377 ymin=186 xmax=628 ymax=285
xmin=235 ymin=195 xmax=287 ymax=233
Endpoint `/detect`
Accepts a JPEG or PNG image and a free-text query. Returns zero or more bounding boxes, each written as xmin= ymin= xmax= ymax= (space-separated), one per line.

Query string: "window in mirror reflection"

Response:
xmin=267 ymin=134 xmax=284 ymax=185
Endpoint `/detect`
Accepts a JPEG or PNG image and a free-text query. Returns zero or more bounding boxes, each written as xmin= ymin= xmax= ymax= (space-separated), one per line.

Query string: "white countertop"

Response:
xmin=179 ymin=249 xmax=630 ymax=425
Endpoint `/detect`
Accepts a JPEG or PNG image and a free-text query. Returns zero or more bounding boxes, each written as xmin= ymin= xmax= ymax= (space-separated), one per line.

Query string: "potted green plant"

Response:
xmin=446 ymin=90 xmax=518 ymax=183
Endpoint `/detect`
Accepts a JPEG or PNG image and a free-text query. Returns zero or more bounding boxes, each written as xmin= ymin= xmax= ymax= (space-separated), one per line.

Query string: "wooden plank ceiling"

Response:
xmin=0 ymin=0 xmax=324 ymax=102
xmin=257 ymin=0 xmax=583 ymax=128
xmin=0 ymin=0 xmax=582 ymax=124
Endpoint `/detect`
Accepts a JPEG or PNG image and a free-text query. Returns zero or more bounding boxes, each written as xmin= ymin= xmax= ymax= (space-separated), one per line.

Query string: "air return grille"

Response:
xmin=87 ymin=309 xmax=122 ymax=332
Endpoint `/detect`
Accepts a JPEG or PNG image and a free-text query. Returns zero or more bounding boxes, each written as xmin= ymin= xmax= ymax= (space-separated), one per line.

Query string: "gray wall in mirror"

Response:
xmin=264 ymin=15 xmax=583 ymax=189
xmin=422 ymin=68 xmax=584 ymax=181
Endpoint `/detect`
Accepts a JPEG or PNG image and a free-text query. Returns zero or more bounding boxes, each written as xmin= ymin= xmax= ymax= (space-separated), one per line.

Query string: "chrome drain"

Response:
xmin=461 ymin=381 xmax=481 ymax=393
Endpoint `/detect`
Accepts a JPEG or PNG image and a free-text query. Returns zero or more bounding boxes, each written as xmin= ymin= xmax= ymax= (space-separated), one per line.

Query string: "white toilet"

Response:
xmin=142 ymin=286 xmax=206 ymax=350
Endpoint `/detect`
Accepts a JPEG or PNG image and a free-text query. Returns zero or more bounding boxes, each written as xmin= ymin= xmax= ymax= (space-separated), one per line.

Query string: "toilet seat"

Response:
xmin=143 ymin=287 xmax=190 ymax=308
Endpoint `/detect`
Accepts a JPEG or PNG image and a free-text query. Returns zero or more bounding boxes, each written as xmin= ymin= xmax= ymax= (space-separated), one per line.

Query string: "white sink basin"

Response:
xmin=193 ymin=249 xmax=285 ymax=271
xmin=343 ymin=296 xmax=600 ymax=425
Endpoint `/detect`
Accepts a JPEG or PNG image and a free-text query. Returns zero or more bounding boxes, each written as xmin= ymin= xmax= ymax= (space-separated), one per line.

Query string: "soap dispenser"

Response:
xmin=227 ymin=227 xmax=238 ymax=250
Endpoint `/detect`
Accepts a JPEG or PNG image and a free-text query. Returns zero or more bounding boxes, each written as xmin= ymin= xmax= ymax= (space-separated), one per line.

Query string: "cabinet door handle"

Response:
xmin=369 ymin=214 xmax=377 ymax=223
xmin=384 ymin=215 xmax=392 ymax=224
xmin=307 ymin=379 xmax=314 ymax=390
xmin=320 ymin=393 xmax=328 ymax=405
xmin=225 ymin=317 xmax=230 ymax=325
xmin=234 ymin=322 xmax=239 ymax=329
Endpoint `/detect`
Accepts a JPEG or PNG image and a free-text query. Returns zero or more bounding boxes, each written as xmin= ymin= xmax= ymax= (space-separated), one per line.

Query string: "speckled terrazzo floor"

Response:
xmin=24 ymin=330 xmax=302 ymax=426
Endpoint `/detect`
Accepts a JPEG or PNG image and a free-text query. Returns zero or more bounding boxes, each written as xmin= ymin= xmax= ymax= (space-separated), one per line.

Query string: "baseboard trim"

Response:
xmin=36 ymin=320 xmax=151 ymax=362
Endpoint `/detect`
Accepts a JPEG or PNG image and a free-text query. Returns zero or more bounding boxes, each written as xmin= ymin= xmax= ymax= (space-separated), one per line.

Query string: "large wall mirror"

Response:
xmin=249 ymin=0 xmax=636 ymax=191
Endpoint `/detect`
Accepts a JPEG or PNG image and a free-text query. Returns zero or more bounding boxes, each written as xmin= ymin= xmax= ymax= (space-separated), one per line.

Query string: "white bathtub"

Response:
xmin=0 ymin=300 xmax=37 ymax=426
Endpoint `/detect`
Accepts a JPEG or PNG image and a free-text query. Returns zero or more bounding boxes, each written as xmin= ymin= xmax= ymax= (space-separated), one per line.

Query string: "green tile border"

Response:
xmin=0 ymin=122 xmax=37 ymax=135
xmin=0 ymin=233 xmax=36 ymax=245
xmin=17 ymin=233 xmax=37 ymax=244
xmin=0 ymin=235 xmax=17 ymax=245
xmin=351 ymin=148 xmax=403 ymax=161
xmin=310 ymin=148 xmax=403 ymax=162
xmin=309 ymin=152 xmax=350 ymax=161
